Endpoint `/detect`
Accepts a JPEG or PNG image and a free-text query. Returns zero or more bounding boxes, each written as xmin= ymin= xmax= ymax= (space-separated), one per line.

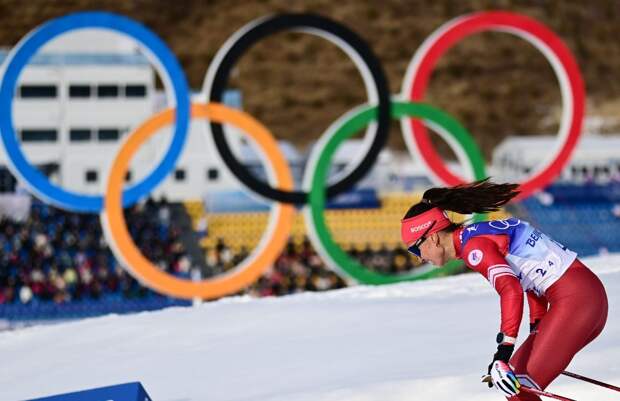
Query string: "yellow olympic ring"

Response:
xmin=100 ymin=103 xmax=295 ymax=300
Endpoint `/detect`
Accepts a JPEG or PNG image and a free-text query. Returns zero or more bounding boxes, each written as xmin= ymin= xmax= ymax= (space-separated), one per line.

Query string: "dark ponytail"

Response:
xmin=403 ymin=178 xmax=520 ymax=219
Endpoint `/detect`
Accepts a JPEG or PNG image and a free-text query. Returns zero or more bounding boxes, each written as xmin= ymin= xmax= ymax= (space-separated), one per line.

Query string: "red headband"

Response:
xmin=400 ymin=207 xmax=451 ymax=244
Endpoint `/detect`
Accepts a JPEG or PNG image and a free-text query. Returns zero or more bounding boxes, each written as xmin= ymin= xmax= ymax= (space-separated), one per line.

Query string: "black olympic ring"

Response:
xmin=204 ymin=13 xmax=391 ymax=205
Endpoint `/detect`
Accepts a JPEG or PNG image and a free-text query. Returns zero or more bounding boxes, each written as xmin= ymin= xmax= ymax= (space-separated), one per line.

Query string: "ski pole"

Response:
xmin=562 ymin=370 xmax=620 ymax=392
xmin=521 ymin=385 xmax=576 ymax=401
xmin=482 ymin=375 xmax=576 ymax=401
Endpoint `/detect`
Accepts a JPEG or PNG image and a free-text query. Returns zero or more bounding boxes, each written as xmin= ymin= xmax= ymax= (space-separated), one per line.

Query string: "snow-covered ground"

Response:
xmin=1 ymin=255 xmax=619 ymax=401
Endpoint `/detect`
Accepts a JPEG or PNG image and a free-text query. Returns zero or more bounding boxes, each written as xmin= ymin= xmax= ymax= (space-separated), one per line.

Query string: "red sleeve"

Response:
xmin=462 ymin=236 xmax=524 ymax=339
xmin=527 ymin=291 xmax=548 ymax=324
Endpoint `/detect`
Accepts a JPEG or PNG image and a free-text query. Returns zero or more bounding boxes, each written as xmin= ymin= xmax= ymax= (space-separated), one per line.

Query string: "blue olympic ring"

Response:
xmin=0 ymin=12 xmax=190 ymax=213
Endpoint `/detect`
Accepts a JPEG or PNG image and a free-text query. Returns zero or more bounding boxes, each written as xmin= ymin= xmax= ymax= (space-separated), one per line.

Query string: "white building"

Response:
xmin=492 ymin=135 xmax=620 ymax=184
xmin=0 ymin=30 xmax=252 ymax=202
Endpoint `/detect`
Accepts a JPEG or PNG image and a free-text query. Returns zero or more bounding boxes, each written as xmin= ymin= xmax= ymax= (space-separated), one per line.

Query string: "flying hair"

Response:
xmin=403 ymin=178 xmax=520 ymax=219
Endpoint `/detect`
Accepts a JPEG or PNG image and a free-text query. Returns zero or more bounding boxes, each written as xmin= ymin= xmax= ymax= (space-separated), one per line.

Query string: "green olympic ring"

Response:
xmin=303 ymin=101 xmax=486 ymax=284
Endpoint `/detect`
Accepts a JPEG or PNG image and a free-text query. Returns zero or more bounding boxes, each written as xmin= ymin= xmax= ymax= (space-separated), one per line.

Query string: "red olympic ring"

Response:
xmin=402 ymin=11 xmax=585 ymax=200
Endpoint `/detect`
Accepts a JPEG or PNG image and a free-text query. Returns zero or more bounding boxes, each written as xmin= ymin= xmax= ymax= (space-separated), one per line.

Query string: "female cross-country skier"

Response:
xmin=400 ymin=179 xmax=608 ymax=400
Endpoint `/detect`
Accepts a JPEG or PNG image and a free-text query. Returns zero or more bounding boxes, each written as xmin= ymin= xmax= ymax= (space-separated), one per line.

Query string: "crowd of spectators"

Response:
xmin=203 ymin=236 xmax=423 ymax=297
xmin=348 ymin=243 xmax=421 ymax=274
xmin=0 ymin=197 xmax=191 ymax=305
xmin=202 ymin=237 xmax=348 ymax=297
xmin=247 ymin=238 xmax=348 ymax=297
xmin=0 ymin=197 xmax=427 ymax=309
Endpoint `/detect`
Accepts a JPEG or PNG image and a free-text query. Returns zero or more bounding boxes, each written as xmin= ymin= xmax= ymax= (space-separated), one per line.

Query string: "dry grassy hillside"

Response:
xmin=1 ymin=0 xmax=620 ymax=159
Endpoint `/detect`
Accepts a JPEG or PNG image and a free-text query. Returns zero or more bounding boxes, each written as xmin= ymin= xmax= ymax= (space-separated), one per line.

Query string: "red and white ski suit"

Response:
xmin=454 ymin=225 xmax=608 ymax=400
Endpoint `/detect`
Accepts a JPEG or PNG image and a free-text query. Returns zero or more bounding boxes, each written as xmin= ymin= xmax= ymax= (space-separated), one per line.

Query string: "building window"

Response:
xmin=69 ymin=85 xmax=91 ymax=98
xmin=85 ymin=170 xmax=98 ymax=183
xmin=0 ymin=168 xmax=17 ymax=193
xmin=97 ymin=85 xmax=119 ymax=98
xmin=70 ymin=128 xmax=91 ymax=142
xmin=125 ymin=84 xmax=147 ymax=97
xmin=21 ymin=129 xmax=57 ymax=142
xmin=207 ymin=168 xmax=219 ymax=181
xmin=97 ymin=128 xmax=120 ymax=141
xmin=19 ymin=85 xmax=57 ymax=98
xmin=174 ymin=169 xmax=186 ymax=182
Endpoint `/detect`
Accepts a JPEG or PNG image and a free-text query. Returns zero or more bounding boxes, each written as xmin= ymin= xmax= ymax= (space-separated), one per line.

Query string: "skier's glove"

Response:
xmin=483 ymin=343 xmax=515 ymax=388
xmin=490 ymin=360 xmax=521 ymax=397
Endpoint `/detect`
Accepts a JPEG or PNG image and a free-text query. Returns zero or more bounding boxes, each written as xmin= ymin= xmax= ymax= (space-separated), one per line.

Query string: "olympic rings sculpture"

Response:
xmin=0 ymin=11 xmax=584 ymax=299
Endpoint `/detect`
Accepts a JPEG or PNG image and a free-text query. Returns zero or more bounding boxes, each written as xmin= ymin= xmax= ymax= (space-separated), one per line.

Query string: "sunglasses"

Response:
xmin=406 ymin=220 xmax=437 ymax=258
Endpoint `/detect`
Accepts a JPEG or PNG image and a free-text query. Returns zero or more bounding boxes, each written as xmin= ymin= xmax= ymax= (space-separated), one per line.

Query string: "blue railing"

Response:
xmin=0 ymin=296 xmax=190 ymax=321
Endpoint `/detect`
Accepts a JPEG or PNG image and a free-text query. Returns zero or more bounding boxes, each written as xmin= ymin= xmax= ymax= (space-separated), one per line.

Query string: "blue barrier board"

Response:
xmin=26 ymin=382 xmax=152 ymax=401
